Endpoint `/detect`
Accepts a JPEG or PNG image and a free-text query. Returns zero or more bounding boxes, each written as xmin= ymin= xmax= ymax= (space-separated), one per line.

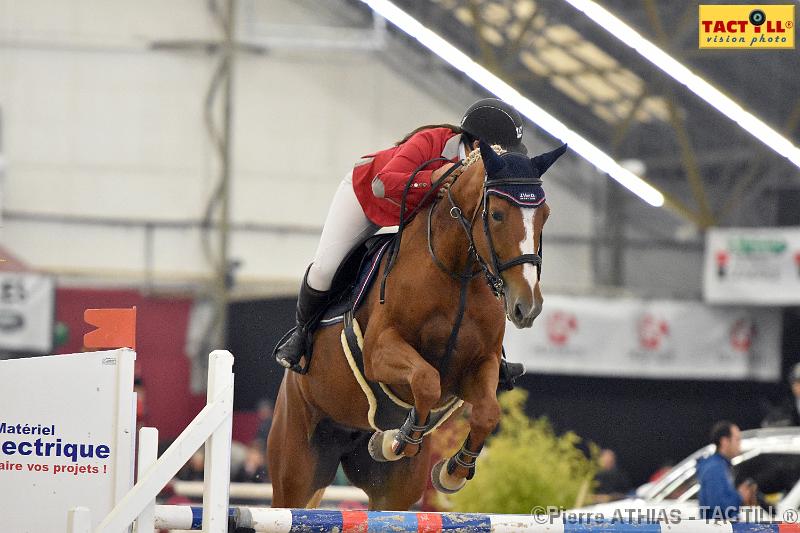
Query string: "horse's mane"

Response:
xmin=457 ymin=143 xmax=506 ymax=176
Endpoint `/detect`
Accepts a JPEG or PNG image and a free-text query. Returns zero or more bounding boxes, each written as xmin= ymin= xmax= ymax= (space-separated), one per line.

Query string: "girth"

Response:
xmin=340 ymin=310 xmax=463 ymax=433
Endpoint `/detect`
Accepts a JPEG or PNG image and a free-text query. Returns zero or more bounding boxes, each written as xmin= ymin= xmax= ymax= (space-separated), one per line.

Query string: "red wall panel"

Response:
xmin=55 ymin=288 xmax=202 ymax=440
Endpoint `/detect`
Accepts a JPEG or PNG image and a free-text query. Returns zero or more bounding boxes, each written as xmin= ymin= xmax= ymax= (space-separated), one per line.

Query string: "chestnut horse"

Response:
xmin=268 ymin=141 xmax=566 ymax=510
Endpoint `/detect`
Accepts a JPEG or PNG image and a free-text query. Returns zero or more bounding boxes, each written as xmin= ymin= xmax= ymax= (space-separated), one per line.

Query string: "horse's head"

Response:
xmin=475 ymin=140 xmax=567 ymax=328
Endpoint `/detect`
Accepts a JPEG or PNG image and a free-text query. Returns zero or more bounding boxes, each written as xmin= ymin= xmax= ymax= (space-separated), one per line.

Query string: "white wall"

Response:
xmin=0 ymin=0 xmax=596 ymax=293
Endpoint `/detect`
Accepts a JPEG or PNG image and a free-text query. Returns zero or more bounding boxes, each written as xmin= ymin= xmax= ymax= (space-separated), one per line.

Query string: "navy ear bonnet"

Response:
xmin=478 ymin=140 xmax=567 ymax=208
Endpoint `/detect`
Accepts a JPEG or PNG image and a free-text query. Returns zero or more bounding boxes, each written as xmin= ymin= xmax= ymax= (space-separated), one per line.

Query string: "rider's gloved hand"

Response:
xmin=432 ymin=163 xmax=459 ymax=198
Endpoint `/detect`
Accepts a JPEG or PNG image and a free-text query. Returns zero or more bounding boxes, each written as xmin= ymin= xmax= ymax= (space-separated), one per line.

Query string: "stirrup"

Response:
xmin=498 ymin=359 xmax=525 ymax=391
xmin=273 ymin=328 xmax=311 ymax=375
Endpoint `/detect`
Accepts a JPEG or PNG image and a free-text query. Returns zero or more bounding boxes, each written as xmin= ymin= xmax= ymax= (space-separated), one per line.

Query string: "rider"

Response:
xmin=275 ymin=98 xmax=528 ymax=376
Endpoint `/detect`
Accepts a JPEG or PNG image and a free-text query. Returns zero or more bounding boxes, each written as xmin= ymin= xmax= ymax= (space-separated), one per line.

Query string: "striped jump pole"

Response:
xmin=153 ymin=506 xmax=800 ymax=532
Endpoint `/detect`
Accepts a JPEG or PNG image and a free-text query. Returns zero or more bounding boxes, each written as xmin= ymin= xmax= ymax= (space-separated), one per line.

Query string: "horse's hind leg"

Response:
xmin=363 ymin=326 xmax=441 ymax=458
xmin=341 ymin=435 xmax=432 ymax=510
xmin=432 ymin=354 xmax=500 ymax=494
xmin=306 ymin=489 xmax=325 ymax=509
xmin=268 ymin=373 xmax=339 ymax=508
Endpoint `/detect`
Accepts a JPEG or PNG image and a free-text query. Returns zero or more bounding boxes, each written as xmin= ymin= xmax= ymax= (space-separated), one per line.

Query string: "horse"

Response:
xmin=267 ymin=140 xmax=566 ymax=510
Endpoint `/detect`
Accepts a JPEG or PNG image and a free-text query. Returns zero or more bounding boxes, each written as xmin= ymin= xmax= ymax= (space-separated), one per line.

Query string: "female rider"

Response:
xmin=275 ymin=98 xmax=528 ymax=377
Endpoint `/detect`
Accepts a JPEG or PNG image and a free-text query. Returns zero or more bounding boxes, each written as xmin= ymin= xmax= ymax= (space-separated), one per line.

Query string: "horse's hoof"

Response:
xmin=431 ymin=459 xmax=466 ymax=494
xmin=368 ymin=430 xmax=403 ymax=462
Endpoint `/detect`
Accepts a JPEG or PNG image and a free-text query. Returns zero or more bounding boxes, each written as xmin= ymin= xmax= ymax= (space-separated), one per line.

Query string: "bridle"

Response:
xmin=378 ymin=150 xmax=545 ymax=376
xmin=436 ymin=170 xmax=544 ymax=299
xmin=380 ymin=153 xmax=545 ymax=302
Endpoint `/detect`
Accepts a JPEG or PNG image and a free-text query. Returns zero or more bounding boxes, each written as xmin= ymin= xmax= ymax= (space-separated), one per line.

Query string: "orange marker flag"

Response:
xmin=84 ymin=307 xmax=137 ymax=350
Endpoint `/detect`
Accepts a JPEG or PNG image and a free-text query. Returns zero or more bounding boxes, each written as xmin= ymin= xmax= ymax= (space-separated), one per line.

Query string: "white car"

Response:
xmin=577 ymin=427 xmax=800 ymax=520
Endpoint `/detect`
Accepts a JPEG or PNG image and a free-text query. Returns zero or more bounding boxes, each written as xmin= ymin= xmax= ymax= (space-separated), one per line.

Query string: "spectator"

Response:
xmin=254 ymin=398 xmax=274 ymax=443
xmin=134 ymin=376 xmax=147 ymax=431
xmin=648 ymin=460 xmax=675 ymax=483
xmin=762 ymin=363 xmax=800 ymax=427
xmin=176 ymin=449 xmax=205 ymax=481
xmin=593 ymin=448 xmax=632 ymax=503
xmin=232 ymin=441 xmax=269 ymax=483
xmin=697 ymin=421 xmax=757 ymax=520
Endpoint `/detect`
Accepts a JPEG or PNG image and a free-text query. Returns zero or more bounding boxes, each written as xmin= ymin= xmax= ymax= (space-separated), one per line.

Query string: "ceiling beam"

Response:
xmin=644 ymin=0 xmax=714 ymax=228
xmin=718 ymin=97 xmax=800 ymax=223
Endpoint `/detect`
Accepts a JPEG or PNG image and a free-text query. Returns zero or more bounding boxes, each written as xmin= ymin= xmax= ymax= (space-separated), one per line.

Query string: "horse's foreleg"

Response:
xmin=432 ymin=354 xmax=501 ymax=493
xmin=364 ymin=326 xmax=441 ymax=459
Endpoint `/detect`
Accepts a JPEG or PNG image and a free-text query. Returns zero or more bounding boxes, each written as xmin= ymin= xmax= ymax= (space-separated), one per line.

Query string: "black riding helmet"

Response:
xmin=461 ymin=98 xmax=527 ymax=155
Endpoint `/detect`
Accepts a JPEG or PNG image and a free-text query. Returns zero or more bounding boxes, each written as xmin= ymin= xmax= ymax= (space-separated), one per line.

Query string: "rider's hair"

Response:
xmin=394 ymin=124 xmax=477 ymax=147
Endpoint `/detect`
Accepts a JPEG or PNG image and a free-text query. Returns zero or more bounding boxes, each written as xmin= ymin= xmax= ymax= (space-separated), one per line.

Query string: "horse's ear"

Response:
xmin=531 ymin=144 xmax=568 ymax=176
xmin=479 ymin=140 xmax=505 ymax=175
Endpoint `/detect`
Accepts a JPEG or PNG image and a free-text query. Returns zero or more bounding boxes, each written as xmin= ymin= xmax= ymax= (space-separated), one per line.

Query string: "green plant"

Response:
xmin=443 ymin=389 xmax=598 ymax=514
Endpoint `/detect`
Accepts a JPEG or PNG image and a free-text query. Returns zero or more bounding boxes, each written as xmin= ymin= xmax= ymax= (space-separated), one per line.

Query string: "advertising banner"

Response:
xmin=504 ymin=295 xmax=781 ymax=381
xmin=704 ymin=227 xmax=800 ymax=305
xmin=0 ymin=349 xmax=135 ymax=531
xmin=0 ymin=272 xmax=55 ymax=353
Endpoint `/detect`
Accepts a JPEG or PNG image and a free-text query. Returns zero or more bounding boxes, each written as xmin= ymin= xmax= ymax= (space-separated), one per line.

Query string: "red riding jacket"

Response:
xmin=352 ymin=127 xmax=464 ymax=227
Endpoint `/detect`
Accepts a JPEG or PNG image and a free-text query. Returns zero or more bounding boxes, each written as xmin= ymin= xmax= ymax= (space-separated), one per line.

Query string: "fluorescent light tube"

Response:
xmin=563 ymin=0 xmax=800 ymax=170
xmin=360 ymin=0 xmax=665 ymax=207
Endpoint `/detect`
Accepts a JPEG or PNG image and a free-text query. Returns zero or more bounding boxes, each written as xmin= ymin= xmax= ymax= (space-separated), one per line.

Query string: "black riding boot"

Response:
xmin=273 ymin=269 xmax=329 ymax=373
xmin=498 ymin=354 xmax=525 ymax=391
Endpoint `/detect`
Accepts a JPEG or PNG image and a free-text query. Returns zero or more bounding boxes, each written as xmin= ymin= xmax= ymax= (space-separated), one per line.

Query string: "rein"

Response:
xmin=432 ymin=172 xmax=544 ymax=377
xmin=425 ymin=193 xmax=482 ymax=282
xmin=376 ymin=151 xmax=545 ymax=377
xmin=378 ymin=158 xmax=464 ymax=304
xmin=379 ymin=151 xmax=546 ymax=301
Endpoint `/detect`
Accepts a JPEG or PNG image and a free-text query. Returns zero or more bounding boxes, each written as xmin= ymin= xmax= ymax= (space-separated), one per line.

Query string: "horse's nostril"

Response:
xmin=514 ymin=303 xmax=525 ymax=322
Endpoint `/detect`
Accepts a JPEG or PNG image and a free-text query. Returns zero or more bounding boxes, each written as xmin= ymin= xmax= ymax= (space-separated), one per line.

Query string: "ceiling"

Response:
xmin=355 ymin=0 xmax=800 ymax=230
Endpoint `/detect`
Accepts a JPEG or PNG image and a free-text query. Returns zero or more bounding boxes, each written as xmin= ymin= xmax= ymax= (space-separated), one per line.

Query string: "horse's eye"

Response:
xmin=491 ymin=211 xmax=504 ymax=222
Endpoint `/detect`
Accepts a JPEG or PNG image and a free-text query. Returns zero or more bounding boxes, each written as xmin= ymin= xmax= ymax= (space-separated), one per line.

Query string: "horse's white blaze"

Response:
xmin=519 ymin=207 xmax=538 ymax=295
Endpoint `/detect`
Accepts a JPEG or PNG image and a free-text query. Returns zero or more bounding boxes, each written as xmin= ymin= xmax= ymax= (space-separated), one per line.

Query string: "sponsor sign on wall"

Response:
xmin=704 ymin=227 xmax=800 ymax=305
xmin=0 ymin=272 xmax=55 ymax=353
xmin=504 ymin=295 xmax=781 ymax=381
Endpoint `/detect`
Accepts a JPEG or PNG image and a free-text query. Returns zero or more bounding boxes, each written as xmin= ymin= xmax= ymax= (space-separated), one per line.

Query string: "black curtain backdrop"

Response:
xmin=228 ymin=299 xmax=800 ymax=487
xmin=227 ymin=298 xmax=297 ymax=412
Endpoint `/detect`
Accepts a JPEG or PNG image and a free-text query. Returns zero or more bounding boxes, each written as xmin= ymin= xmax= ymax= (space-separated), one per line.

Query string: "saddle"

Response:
xmin=316 ymin=233 xmax=395 ymax=329
xmin=294 ymin=234 xmax=463 ymax=432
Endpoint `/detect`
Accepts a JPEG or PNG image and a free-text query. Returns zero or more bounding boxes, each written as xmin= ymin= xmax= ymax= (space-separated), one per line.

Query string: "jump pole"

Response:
xmin=151 ymin=506 xmax=800 ymax=532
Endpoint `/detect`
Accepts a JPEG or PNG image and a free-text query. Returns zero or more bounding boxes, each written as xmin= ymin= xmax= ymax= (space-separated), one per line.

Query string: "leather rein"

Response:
xmin=430 ymin=172 xmax=544 ymax=298
xmin=379 ymin=153 xmax=544 ymax=303
xmin=376 ymin=152 xmax=544 ymax=376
